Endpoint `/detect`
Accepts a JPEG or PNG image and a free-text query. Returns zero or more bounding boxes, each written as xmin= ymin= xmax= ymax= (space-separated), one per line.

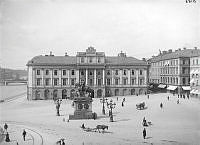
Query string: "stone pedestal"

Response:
xmin=69 ymin=97 xmax=94 ymax=120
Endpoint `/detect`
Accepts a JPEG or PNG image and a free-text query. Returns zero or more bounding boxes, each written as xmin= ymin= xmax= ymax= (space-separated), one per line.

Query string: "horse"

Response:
xmin=96 ymin=125 xmax=108 ymax=133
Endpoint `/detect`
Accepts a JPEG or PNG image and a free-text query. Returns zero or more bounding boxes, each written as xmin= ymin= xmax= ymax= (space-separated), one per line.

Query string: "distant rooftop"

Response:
xmin=27 ymin=48 xmax=147 ymax=66
xmin=149 ymin=47 xmax=200 ymax=63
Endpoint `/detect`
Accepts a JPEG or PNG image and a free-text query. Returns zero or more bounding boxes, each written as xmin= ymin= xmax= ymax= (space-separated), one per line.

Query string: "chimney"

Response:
xmin=142 ymin=58 xmax=146 ymax=61
xmin=194 ymin=47 xmax=198 ymax=50
xmin=49 ymin=51 xmax=54 ymax=56
xmin=178 ymin=48 xmax=181 ymax=51
xmin=168 ymin=49 xmax=172 ymax=53
xmin=118 ymin=51 xmax=126 ymax=57
xmin=65 ymin=52 xmax=68 ymax=56
xmin=183 ymin=47 xmax=186 ymax=50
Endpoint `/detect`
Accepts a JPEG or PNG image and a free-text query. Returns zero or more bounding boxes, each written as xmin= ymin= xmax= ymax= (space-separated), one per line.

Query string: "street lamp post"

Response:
xmin=100 ymin=96 xmax=108 ymax=115
xmin=107 ymin=99 xmax=116 ymax=122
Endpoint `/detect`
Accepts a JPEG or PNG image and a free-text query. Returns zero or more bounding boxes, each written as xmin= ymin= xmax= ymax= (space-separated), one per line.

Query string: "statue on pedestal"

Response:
xmin=69 ymin=81 xmax=96 ymax=120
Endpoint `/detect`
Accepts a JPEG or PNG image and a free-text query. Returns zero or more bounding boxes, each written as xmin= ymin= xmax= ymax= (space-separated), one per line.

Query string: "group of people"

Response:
xmin=3 ymin=123 xmax=27 ymax=143
xmin=56 ymin=138 xmax=65 ymax=145
xmin=178 ymin=94 xmax=190 ymax=99
xmin=142 ymin=117 xmax=153 ymax=139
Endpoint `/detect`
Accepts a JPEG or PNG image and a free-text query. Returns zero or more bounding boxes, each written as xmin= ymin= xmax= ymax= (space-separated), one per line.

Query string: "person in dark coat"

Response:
xmin=61 ymin=138 xmax=65 ymax=145
xmin=167 ymin=96 xmax=169 ymax=100
xmin=4 ymin=123 xmax=8 ymax=132
xmin=123 ymin=98 xmax=125 ymax=102
xmin=147 ymin=95 xmax=149 ymax=99
xmin=143 ymin=128 xmax=146 ymax=139
xmin=160 ymin=103 xmax=163 ymax=109
xmin=5 ymin=132 xmax=10 ymax=142
xmin=142 ymin=117 xmax=148 ymax=126
xmin=81 ymin=123 xmax=85 ymax=129
xmin=122 ymin=101 xmax=124 ymax=107
xmin=22 ymin=129 xmax=27 ymax=141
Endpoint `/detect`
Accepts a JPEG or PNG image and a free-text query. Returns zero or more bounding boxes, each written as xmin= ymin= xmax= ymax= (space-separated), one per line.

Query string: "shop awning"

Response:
xmin=193 ymin=70 xmax=199 ymax=74
xmin=158 ymin=84 xmax=166 ymax=88
xmin=167 ymin=85 xmax=177 ymax=91
xmin=190 ymin=79 xmax=195 ymax=84
xmin=182 ymin=86 xmax=191 ymax=91
xmin=190 ymin=89 xmax=195 ymax=94
xmin=193 ymin=89 xmax=199 ymax=94
xmin=190 ymin=69 xmax=195 ymax=74
xmin=197 ymin=91 xmax=200 ymax=95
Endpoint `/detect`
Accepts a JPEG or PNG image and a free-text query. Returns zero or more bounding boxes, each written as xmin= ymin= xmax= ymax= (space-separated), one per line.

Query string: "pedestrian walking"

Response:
xmin=22 ymin=129 xmax=26 ymax=141
xmin=61 ymin=138 xmax=65 ymax=145
xmin=117 ymin=97 xmax=118 ymax=101
xmin=177 ymin=99 xmax=179 ymax=104
xmin=5 ymin=132 xmax=10 ymax=142
xmin=160 ymin=103 xmax=163 ymax=109
xmin=81 ymin=123 xmax=85 ymax=129
xmin=187 ymin=94 xmax=189 ymax=99
xmin=147 ymin=95 xmax=149 ymax=99
xmin=122 ymin=101 xmax=124 ymax=107
xmin=142 ymin=117 xmax=148 ymax=126
xmin=4 ymin=123 xmax=8 ymax=132
xmin=167 ymin=96 xmax=169 ymax=100
xmin=143 ymin=128 xmax=146 ymax=139
xmin=123 ymin=98 xmax=125 ymax=102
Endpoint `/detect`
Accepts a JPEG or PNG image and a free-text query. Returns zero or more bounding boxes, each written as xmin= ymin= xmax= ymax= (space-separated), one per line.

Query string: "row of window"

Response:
xmin=192 ymin=58 xmax=199 ymax=65
xmin=191 ymin=74 xmax=199 ymax=78
xmin=36 ymin=78 xmax=145 ymax=86
xmin=36 ymin=78 xmax=76 ymax=86
xmin=36 ymin=69 xmax=145 ymax=76
xmin=161 ymin=77 xmax=179 ymax=85
xmin=36 ymin=69 xmax=75 ymax=76
xmin=106 ymin=78 xmax=144 ymax=85
xmin=106 ymin=69 xmax=144 ymax=76
xmin=191 ymin=80 xmax=199 ymax=86
xmin=151 ymin=67 xmax=179 ymax=75
xmin=80 ymin=57 xmax=102 ymax=63
xmin=152 ymin=59 xmax=179 ymax=67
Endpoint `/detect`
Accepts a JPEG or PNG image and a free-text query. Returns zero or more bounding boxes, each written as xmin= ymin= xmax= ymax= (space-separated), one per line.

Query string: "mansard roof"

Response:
xmin=106 ymin=56 xmax=147 ymax=65
xmin=149 ymin=49 xmax=200 ymax=63
xmin=27 ymin=56 xmax=77 ymax=66
xmin=27 ymin=55 xmax=147 ymax=66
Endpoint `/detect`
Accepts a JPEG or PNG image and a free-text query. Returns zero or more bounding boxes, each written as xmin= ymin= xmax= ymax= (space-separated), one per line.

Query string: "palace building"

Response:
xmin=27 ymin=47 xmax=148 ymax=100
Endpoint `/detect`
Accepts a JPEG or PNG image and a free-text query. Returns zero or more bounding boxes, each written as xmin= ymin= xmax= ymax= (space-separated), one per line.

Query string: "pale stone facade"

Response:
xmin=27 ymin=47 xmax=148 ymax=100
xmin=148 ymin=48 xmax=200 ymax=94
xmin=190 ymin=55 xmax=200 ymax=98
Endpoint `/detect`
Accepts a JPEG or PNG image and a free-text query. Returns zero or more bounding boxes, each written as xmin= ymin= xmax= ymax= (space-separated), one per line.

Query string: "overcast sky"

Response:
xmin=0 ymin=0 xmax=199 ymax=69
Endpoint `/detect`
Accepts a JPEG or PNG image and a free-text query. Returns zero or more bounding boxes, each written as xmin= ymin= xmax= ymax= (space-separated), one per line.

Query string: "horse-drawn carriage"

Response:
xmin=81 ymin=125 xmax=108 ymax=133
xmin=136 ymin=102 xmax=146 ymax=110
